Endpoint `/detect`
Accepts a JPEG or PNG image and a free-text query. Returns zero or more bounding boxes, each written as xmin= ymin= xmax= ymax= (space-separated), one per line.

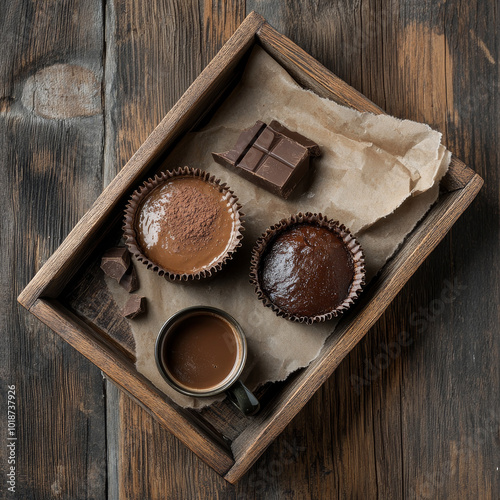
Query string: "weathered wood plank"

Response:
xmin=103 ymin=1 xmax=246 ymax=497
xmin=396 ymin=1 xmax=500 ymax=499
xmin=106 ymin=381 xmax=122 ymax=500
xmin=0 ymin=1 xmax=107 ymax=498
xmin=242 ymin=0 xmax=498 ymax=498
xmin=8 ymin=0 xmax=498 ymax=497
xmin=28 ymin=298 xmax=235 ymax=474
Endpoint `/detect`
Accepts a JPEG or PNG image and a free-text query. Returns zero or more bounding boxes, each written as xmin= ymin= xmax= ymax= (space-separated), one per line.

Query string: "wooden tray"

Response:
xmin=18 ymin=12 xmax=483 ymax=483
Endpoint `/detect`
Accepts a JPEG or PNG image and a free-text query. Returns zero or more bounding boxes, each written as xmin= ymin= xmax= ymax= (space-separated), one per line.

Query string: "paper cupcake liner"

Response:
xmin=123 ymin=166 xmax=244 ymax=281
xmin=249 ymin=212 xmax=365 ymax=324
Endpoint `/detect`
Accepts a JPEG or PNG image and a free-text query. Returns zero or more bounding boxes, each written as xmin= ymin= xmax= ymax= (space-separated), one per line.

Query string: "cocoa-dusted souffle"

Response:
xmin=124 ymin=167 xmax=244 ymax=280
xmin=250 ymin=213 xmax=365 ymax=323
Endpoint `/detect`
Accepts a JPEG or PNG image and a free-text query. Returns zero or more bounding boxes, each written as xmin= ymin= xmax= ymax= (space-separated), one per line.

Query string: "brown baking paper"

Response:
xmin=106 ymin=47 xmax=451 ymax=408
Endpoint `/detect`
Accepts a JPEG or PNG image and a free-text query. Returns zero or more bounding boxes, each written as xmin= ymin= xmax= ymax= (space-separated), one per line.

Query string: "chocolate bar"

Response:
xmin=122 ymin=295 xmax=146 ymax=319
xmin=100 ymin=247 xmax=131 ymax=281
xmin=212 ymin=120 xmax=320 ymax=199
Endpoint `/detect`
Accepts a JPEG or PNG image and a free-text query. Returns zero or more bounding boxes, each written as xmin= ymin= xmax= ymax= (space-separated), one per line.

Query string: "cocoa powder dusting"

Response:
xmin=163 ymin=185 xmax=219 ymax=247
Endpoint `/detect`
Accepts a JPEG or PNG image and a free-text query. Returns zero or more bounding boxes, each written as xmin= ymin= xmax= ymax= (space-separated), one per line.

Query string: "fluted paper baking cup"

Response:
xmin=250 ymin=212 xmax=365 ymax=324
xmin=123 ymin=167 xmax=244 ymax=281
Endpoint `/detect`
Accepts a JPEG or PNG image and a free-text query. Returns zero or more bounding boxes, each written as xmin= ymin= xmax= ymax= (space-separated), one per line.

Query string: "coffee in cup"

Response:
xmin=155 ymin=306 xmax=259 ymax=416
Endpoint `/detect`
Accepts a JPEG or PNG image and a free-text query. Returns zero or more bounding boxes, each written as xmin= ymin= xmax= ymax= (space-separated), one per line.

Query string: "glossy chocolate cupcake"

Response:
xmin=250 ymin=213 xmax=365 ymax=324
xmin=124 ymin=167 xmax=244 ymax=281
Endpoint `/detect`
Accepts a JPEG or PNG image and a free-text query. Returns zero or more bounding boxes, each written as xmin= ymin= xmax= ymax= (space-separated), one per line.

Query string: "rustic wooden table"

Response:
xmin=2 ymin=1 xmax=498 ymax=498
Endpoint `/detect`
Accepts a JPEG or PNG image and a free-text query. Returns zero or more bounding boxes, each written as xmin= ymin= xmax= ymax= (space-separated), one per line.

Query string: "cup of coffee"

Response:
xmin=155 ymin=306 xmax=260 ymax=416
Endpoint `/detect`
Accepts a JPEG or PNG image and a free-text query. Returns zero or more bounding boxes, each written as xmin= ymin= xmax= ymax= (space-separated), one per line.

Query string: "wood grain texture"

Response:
xmin=27 ymin=297 xmax=234 ymax=475
xmin=102 ymin=1 xmax=247 ymax=497
xmin=6 ymin=1 xmax=499 ymax=499
xmin=0 ymin=1 xmax=107 ymax=498
xmin=244 ymin=1 xmax=499 ymax=498
xmin=395 ymin=2 xmax=499 ymax=499
xmin=17 ymin=6 xmax=260 ymax=311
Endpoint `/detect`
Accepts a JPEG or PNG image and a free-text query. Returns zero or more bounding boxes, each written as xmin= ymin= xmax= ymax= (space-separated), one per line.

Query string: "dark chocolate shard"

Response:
xmin=100 ymin=247 xmax=131 ymax=281
xmin=122 ymin=295 xmax=146 ymax=319
xmin=212 ymin=120 xmax=320 ymax=199
xmin=268 ymin=120 xmax=321 ymax=157
xmin=119 ymin=264 xmax=139 ymax=293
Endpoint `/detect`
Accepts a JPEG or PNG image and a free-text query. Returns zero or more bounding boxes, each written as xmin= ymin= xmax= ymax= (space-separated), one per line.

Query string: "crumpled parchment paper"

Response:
xmin=106 ymin=47 xmax=451 ymax=408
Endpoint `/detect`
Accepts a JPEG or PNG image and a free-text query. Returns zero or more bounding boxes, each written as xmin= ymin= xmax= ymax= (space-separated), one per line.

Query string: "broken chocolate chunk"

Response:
xmin=100 ymin=247 xmax=131 ymax=281
xmin=212 ymin=120 xmax=320 ymax=199
xmin=119 ymin=264 xmax=139 ymax=293
xmin=122 ymin=295 xmax=146 ymax=319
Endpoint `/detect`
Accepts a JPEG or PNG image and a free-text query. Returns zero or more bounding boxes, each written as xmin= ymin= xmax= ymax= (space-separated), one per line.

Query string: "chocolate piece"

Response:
xmin=212 ymin=120 xmax=320 ymax=199
xmin=122 ymin=295 xmax=146 ymax=319
xmin=100 ymin=247 xmax=130 ymax=281
xmin=119 ymin=265 xmax=139 ymax=293
xmin=260 ymin=224 xmax=354 ymax=317
xmin=267 ymin=120 xmax=321 ymax=156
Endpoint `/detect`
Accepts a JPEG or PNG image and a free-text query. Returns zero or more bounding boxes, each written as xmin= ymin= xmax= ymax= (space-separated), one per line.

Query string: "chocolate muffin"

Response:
xmin=250 ymin=213 xmax=365 ymax=323
xmin=124 ymin=167 xmax=244 ymax=281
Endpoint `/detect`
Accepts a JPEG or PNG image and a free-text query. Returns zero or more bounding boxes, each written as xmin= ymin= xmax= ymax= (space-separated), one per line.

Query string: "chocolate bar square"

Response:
xmin=239 ymin=147 xmax=265 ymax=172
xmin=254 ymin=156 xmax=294 ymax=189
xmin=271 ymin=137 xmax=309 ymax=167
xmin=253 ymin=127 xmax=275 ymax=150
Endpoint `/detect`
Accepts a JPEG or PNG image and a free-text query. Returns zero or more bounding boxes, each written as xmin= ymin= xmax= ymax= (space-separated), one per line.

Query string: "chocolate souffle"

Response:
xmin=250 ymin=213 xmax=365 ymax=323
xmin=124 ymin=167 xmax=244 ymax=281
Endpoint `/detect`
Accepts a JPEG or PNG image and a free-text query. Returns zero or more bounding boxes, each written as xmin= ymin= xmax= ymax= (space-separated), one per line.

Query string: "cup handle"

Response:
xmin=225 ymin=380 xmax=260 ymax=416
